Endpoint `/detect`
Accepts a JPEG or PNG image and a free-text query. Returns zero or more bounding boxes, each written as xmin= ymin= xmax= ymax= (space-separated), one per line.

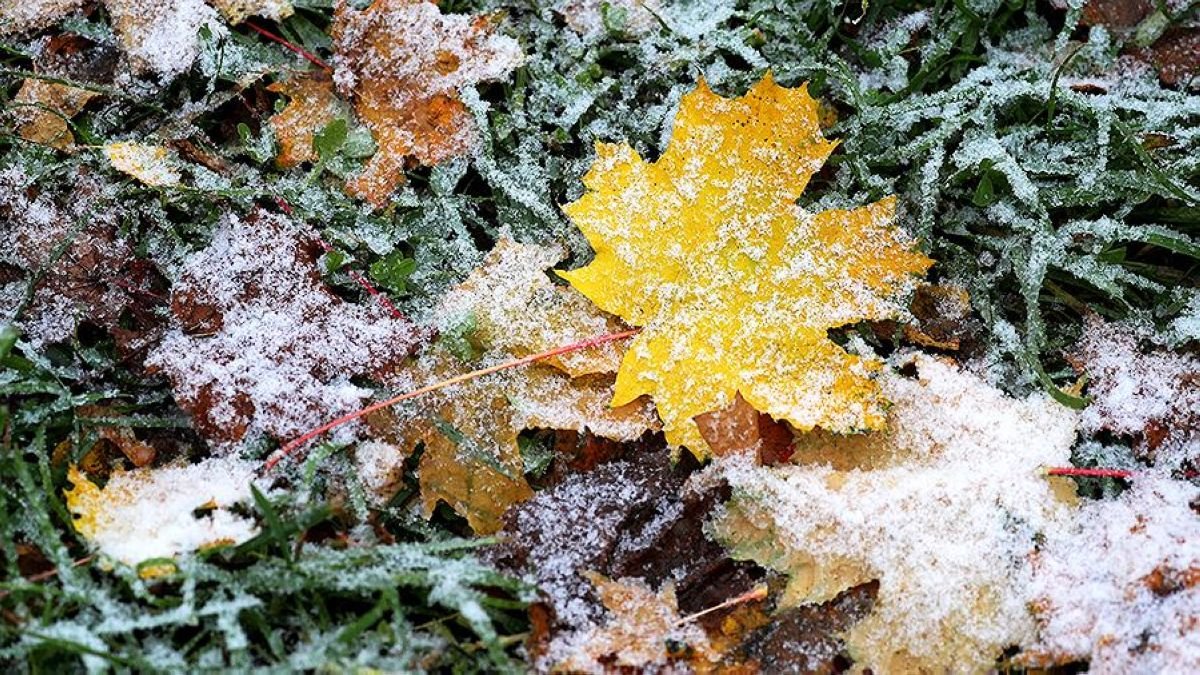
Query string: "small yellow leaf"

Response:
xmin=64 ymin=456 xmax=260 ymax=569
xmin=559 ymin=75 xmax=932 ymax=455
xmin=103 ymin=142 xmax=182 ymax=186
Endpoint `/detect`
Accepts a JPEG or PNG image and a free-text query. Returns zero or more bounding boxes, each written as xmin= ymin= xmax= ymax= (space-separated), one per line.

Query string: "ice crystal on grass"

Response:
xmin=148 ymin=211 xmax=418 ymax=447
xmin=1023 ymin=477 xmax=1200 ymax=673
xmin=711 ymin=355 xmax=1079 ymax=673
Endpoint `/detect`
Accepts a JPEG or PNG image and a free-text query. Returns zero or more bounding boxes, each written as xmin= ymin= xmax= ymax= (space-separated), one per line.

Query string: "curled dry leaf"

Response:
xmin=147 ymin=211 xmax=418 ymax=446
xmin=559 ymin=74 xmax=932 ymax=455
xmin=362 ymin=240 xmax=657 ymax=534
xmin=64 ymin=455 xmax=260 ymax=569
xmin=331 ymin=0 xmax=522 ymax=206
xmin=710 ymin=354 xmax=1079 ymax=673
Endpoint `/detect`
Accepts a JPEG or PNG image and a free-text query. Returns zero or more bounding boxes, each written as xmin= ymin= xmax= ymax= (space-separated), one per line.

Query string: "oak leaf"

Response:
xmin=331 ymin=0 xmax=522 ymax=206
xmin=710 ymin=355 xmax=1079 ymax=673
xmin=362 ymin=240 xmax=657 ymax=534
xmin=559 ymin=75 xmax=932 ymax=455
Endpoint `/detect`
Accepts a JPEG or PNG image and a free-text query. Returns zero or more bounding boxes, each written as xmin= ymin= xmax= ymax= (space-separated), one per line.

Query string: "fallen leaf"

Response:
xmin=64 ymin=455 xmax=260 ymax=568
xmin=693 ymin=393 xmax=793 ymax=463
xmin=556 ymin=0 xmax=663 ymax=37
xmin=103 ymin=142 xmax=183 ymax=186
xmin=267 ymin=72 xmax=345 ymax=168
xmin=331 ymin=0 xmax=522 ymax=206
xmin=555 ymin=573 xmax=718 ymax=671
xmin=209 ymin=0 xmax=292 ymax=24
xmin=147 ymin=211 xmax=419 ymax=445
xmin=559 ymin=75 xmax=932 ymax=455
xmin=363 ymin=240 xmax=657 ymax=533
xmin=1021 ymin=477 xmax=1200 ymax=673
xmin=0 ymin=0 xmax=84 ymax=36
xmin=13 ymin=79 xmax=97 ymax=149
xmin=1074 ymin=316 xmax=1200 ymax=471
xmin=710 ymin=354 xmax=1079 ymax=673
xmin=104 ymin=0 xmax=223 ymax=79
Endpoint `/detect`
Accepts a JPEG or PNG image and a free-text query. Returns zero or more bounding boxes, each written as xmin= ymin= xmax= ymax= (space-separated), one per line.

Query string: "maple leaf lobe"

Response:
xmin=560 ymin=75 xmax=933 ymax=453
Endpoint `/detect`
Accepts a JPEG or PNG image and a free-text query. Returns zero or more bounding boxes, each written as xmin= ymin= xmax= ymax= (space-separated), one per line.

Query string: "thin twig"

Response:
xmin=263 ymin=328 xmax=642 ymax=471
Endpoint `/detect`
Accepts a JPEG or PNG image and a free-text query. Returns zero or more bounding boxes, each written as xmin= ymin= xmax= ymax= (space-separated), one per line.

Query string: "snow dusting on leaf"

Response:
xmin=64 ymin=456 xmax=260 ymax=568
xmin=103 ymin=143 xmax=183 ymax=187
xmin=1075 ymin=316 xmax=1200 ymax=471
xmin=710 ymin=354 xmax=1079 ymax=673
xmin=363 ymin=240 xmax=656 ymax=533
xmin=148 ymin=211 xmax=419 ymax=446
xmin=331 ymin=0 xmax=523 ymax=206
xmin=1023 ymin=477 xmax=1200 ymax=673
xmin=267 ymin=72 xmax=345 ymax=168
xmin=559 ymin=75 xmax=933 ymax=455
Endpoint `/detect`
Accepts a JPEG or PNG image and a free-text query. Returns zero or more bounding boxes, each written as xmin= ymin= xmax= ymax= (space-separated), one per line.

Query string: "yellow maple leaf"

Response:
xmin=559 ymin=74 xmax=933 ymax=454
xmin=710 ymin=355 xmax=1079 ymax=673
xmin=362 ymin=240 xmax=658 ymax=533
xmin=331 ymin=0 xmax=522 ymax=206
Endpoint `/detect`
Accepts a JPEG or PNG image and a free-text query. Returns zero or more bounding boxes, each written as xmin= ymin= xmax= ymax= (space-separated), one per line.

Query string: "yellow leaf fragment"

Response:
xmin=64 ymin=456 xmax=259 ymax=568
xmin=209 ymin=0 xmax=292 ymax=24
xmin=560 ymin=75 xmax=932 ymax=455
xmin=331 ymin=0 xmax=522 ymax=206
xmin=710 ymin=355 xmax=1079 ymax=673
xmin=555 ymin=572 xmax=717 ymax=671
xmin=363 ymin=240 xmax=657 ymax=533
xmin=267 ymin=73 xmax=345 ymax=168
xmin=103 ymin=142 xmax=182 ymax=186
xmin=13 ymin=78 xmax=97 ymax=149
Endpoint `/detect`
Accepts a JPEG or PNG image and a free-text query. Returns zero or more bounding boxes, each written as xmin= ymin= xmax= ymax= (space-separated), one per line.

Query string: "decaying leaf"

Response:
xmin=693 ymin=393 xmax=794 ymax=462
xmin=556 ymin=0 xmax=663 ymax=37
xmin=1075 ymin=316 xmax=1200 ymax=471
xmin=0 ymin=0 xmax=83 ymax=36
xmin=64 ymin=455 xmax=260 ymax=567
xmin=555 ymin=573 xmax=717 ymax=671
xmin=103 ymin=142 xmax=183 ymax=187
xmin=331 ymin=0 xmax=522 ymax=205
xmin=709 ymin=354 xmax=1079 ymax=673
xmin=13 ymin=79 xmax=97 ymax=149
xmin=362 ymin=240 xmax=657 ymax=533
xmin=1021 ymin=477 xmax=1200 ymax=673
xmin=560 ymin=75 xmax=932 ymax=455
xmin=147 ymin=211 xmax=418 ymax=445
xmin=104 ymin=0 xmax=223 ymax=79
xmin=267 ymin=72 xmax=345 ymax=168
xmin=0 ymin=167 xmax=167 ymax=357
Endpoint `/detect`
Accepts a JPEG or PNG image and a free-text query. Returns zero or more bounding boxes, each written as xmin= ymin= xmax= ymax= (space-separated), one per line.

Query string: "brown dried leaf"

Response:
xmin=694 ymin=393 xmax=794 ymax=462
xmin=0 ymin=0 xmax=84 ymax=36
xmin=148 ymin=211 xmax=419 ymax=445
xmin=209 ymin=0 xmax=292 ymax=24
xmin=331 ymin=0 xmax=522 ymax=206
xmin=267 ymin=73 xmax=344 ymax=168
